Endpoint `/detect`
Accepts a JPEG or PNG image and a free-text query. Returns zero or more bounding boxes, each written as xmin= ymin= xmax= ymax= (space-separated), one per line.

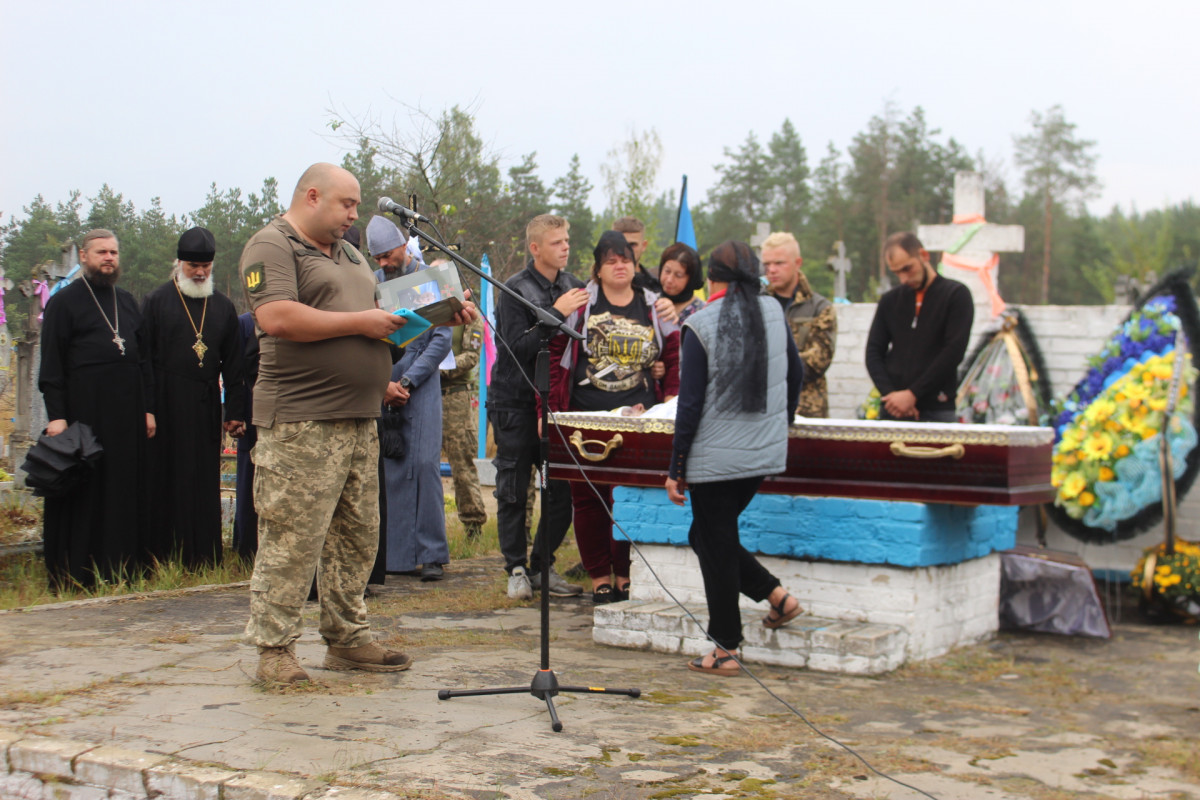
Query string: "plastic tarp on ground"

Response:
xmin=999 ymin=547 xmax=1112 ymax=638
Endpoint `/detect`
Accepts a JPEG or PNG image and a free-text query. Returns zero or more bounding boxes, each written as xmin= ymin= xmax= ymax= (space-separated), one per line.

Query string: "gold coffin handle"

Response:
xmin=889 ymin=441 xmax=965 ymax=460
xmin=569 ymin=429 xmax=624 ymax=462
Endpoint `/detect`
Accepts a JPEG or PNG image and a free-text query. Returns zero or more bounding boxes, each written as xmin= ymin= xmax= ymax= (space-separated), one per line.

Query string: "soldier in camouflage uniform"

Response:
xmin=440 ymin=313 xmax=487 ymax=539
xmin=761 ymin=232 xmax=836 ymax=417
xmin=238 ymin=164 xmax=474 ymax=685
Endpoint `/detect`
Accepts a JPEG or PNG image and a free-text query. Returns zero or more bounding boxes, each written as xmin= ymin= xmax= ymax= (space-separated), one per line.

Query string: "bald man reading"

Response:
xmin=239 ymin=163 xmax=473 ymax=684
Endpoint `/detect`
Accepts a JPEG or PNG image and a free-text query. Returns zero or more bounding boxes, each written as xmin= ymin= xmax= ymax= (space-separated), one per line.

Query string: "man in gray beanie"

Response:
xmin=141 ymin=226 xmax=246 ymax=569
xmin=367 ymin=216 xmax=413 ymax=281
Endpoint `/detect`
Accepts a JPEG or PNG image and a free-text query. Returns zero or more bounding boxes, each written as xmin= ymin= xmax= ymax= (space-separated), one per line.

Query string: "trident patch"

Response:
xmin=244 ymin=262 xmax=266 ymax=293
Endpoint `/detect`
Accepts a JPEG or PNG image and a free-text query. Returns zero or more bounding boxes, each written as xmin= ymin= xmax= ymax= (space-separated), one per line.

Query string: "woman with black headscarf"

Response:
xmin=657 ymin=242 xmax=705 ymax=324
xmin=665 ymin=240 xmax=805 ymax=676
xmin=549 ymin=231 xmax=680 ymax=603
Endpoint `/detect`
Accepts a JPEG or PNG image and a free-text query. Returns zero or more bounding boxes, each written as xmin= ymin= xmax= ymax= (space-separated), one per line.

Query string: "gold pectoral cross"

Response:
xmin=193 ymin=334 xmax=208 ymax=367
xmin=114 ymin=333 xmax=126 ymax=355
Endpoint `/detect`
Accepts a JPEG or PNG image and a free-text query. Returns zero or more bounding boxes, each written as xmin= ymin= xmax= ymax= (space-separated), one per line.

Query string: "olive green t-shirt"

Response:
xmin=240 ymin=216 xmax=391 ymax=426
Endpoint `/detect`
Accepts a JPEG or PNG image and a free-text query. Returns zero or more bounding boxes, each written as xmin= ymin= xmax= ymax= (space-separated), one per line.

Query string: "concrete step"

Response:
xmin=593 ymin=600 xmax=908 ymax=675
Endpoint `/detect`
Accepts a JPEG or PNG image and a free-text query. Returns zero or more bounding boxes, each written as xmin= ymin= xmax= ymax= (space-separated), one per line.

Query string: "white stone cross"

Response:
xmin=917 ymin=172 xmax=1024 ymax=314
xmin=749 ymin=221 xmax=772 ymax=253
xmin=826 ymin=241 xmax=851 ymax=301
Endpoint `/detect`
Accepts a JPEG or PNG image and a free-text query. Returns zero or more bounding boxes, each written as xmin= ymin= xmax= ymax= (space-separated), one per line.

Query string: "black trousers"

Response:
xmin=232 ymin=424 xmax=258 ymax=560
xmin=489 ymin=408 xmax=572 ymax=574
xmin=688 ymin=475 xmax=780 ymax=651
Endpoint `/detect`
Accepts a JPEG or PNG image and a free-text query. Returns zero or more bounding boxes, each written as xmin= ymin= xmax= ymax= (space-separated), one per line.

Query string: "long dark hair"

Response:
xmin=707 ymin=241 xmax=767 ymax=414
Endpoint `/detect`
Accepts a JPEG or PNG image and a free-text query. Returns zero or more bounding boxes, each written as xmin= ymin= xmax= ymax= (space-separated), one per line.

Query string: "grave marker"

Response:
xmin=749 ymin=221 xmax=772 ymax=253
xmin=826 ymin=241 xmax=852 ymax=301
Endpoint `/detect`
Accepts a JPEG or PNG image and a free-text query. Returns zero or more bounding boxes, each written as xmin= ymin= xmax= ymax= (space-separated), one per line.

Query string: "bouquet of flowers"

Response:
xmin=857 ymin=387 xmax=881 ymax=421
xmin=956 ymin=309 xmax=1052 ymax=426
xmin=1131 ymin=539 xmax=1200 ymax=621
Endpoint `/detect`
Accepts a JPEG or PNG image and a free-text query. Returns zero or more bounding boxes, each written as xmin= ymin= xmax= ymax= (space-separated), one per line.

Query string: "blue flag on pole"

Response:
xmin=477 ymin=254 xmax=494 ymax=460
xmin=675 ymin=175 xmax=697 ymax=249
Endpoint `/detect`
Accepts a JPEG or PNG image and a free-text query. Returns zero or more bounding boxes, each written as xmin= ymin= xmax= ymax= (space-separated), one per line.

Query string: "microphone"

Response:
xmin=377 ymin=197 xmax=429 ymax=223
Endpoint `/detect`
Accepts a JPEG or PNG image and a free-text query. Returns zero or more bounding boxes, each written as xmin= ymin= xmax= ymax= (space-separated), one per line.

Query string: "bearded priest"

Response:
xmin=142 ymin=227 xmax=246 ymax=569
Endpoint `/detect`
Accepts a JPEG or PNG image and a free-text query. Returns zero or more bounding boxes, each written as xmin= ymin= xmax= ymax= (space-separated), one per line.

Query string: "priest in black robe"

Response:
xmin=141 ymin=228 xmax=245 ymax=569
xmin=39 ymin=229 xmax=156 ymax=589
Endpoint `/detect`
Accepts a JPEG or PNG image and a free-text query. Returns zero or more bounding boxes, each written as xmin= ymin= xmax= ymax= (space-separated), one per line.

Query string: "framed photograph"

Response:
xmin=376 ymin=261 xmax=466 ymax=325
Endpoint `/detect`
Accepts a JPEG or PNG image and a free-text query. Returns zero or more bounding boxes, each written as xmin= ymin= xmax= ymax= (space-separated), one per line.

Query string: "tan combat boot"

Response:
xmin=256 ymin=644 xmax=310 ymax=684
xmin=324 ymin=641 xmax=413 ymax=672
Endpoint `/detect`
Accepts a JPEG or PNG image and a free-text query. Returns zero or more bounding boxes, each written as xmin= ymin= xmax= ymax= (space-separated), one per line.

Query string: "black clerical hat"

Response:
xmin=178 ymin=227 xmax=217 ymax=262
xmin=20 ymin=422 xmax=104 ymax=497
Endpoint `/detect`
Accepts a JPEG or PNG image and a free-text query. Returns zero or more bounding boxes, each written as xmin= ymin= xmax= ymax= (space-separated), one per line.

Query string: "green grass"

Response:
xmin=0 ymin=483 xmax=580 ymax=612
xmin=0 ymin=550 xmax=254 ymax=611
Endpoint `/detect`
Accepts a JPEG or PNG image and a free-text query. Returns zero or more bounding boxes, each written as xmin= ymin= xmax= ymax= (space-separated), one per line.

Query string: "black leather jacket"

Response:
xmin=486 ymin=260 xmax=584 ymax=411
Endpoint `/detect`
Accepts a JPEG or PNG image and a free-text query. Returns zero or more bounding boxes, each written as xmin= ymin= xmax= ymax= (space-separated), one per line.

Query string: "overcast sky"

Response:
xmin=2 ymin=0 xmax=1196 ymax=229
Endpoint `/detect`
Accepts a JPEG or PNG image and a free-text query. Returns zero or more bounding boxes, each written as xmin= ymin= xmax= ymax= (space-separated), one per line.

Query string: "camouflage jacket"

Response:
xmin=778 ymin=272 xmax=836 ymax=417
xmin=440 ymin=315 xmax=484 ymax=389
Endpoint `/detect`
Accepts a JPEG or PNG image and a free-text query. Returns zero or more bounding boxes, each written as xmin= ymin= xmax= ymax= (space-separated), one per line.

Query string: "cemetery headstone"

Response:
xmin=827 ymin=241 xmax=852 ymax=301
xmin=749 ymin=221 xmax=772 ymax=253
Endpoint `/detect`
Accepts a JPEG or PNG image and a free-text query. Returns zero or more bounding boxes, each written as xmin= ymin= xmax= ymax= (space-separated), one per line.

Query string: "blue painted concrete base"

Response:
xmin=613 ymin=486 xmax=1018 ymax=568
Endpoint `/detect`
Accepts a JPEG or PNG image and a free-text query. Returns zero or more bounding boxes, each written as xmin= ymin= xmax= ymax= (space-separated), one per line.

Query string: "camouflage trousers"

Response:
xmin=244 ymin=419 xmax=379 ymax=649
xmin=797 ymin=377 xmax=829 ymax=418
xmin=441 ymin=389 xmax=487 ymax=525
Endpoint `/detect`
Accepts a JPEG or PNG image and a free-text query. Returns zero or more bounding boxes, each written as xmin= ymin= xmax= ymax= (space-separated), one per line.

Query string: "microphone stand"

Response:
xmin=393 ymin=217 xmax=641 ymax=732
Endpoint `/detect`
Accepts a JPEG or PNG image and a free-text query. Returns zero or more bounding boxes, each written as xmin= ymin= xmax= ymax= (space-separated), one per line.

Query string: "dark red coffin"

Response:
xmin=548 ymin=413 xmax=1054 ymax=506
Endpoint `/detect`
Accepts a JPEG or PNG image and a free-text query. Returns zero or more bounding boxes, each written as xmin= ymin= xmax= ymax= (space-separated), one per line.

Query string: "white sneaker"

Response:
xmin=507 ymin=566 xmax=533 ymax=600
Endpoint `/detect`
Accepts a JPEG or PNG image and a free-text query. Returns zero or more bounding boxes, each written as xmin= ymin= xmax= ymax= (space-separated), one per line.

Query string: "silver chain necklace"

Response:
xmin=81 ymin=277 xmax=126 ymax=355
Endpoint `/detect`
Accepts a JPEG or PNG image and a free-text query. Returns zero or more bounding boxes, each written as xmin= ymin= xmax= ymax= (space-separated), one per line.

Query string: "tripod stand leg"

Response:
xmin=543 ymin=695 xmax=563 ymax=732
xmin=557 ymin=685 xmax=642 ymax=697
xmin=435 ymin=337 xmax=641 ymax=731
xmin=438 ymin=686 xmax=529 ymax=700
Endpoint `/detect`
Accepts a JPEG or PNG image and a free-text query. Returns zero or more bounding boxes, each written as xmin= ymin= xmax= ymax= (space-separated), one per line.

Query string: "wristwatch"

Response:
xmin=399 ymin=376 xmax=413 ymax=390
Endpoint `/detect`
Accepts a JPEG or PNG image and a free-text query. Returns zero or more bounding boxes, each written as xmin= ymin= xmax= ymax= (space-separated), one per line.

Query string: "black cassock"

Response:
xmin=141 ymin=282 xmax=244 ymax=569
xmin=39 ymin=278 xmax=155 ymax=588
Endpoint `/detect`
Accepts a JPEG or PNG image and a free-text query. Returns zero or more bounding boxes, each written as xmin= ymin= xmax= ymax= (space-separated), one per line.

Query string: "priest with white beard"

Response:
xmin=142 ymin=227 xmax=246 ymax=569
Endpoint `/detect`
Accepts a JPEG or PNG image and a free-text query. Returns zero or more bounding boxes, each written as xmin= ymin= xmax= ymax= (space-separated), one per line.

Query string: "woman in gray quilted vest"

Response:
xmin=665 ymin=241 xmax=806 ymax=676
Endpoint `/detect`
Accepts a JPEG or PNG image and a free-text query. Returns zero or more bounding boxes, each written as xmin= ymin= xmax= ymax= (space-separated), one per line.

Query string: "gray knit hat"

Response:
xmin=366 ymin=216 xmax=406 ymax=256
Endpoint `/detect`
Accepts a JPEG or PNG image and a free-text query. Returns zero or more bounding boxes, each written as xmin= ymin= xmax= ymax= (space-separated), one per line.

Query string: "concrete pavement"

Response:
xmin=0 ymin=555 xmax=1197 ymax=799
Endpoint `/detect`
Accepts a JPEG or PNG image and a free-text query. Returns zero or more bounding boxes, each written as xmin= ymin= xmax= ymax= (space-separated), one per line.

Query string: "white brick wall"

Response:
xmin=629 ymin=544 xmax=999 ymax=662
xmin=824 ymin=301 xmax=1131 ymax=421
xmin=826 ymin=301 xmax=1197 ymax=574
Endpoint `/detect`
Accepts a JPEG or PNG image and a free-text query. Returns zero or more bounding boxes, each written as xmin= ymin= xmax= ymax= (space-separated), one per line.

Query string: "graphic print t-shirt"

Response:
xmin=571 ymin=289 xmax=659 ymax=412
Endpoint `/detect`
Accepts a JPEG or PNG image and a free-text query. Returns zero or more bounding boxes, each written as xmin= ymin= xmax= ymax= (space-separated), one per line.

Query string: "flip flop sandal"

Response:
xmin=763 ymin=592 xmax=802 ymax=629
xmin=687 ymin=651 xmax=741 ymax=676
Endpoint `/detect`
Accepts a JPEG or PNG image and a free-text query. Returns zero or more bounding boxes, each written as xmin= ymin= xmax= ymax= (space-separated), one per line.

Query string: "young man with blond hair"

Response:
xmin=760 ymin=231 xmax=836 ymax=417
xmin=487 ymin=214 xmax=588 ymax=598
